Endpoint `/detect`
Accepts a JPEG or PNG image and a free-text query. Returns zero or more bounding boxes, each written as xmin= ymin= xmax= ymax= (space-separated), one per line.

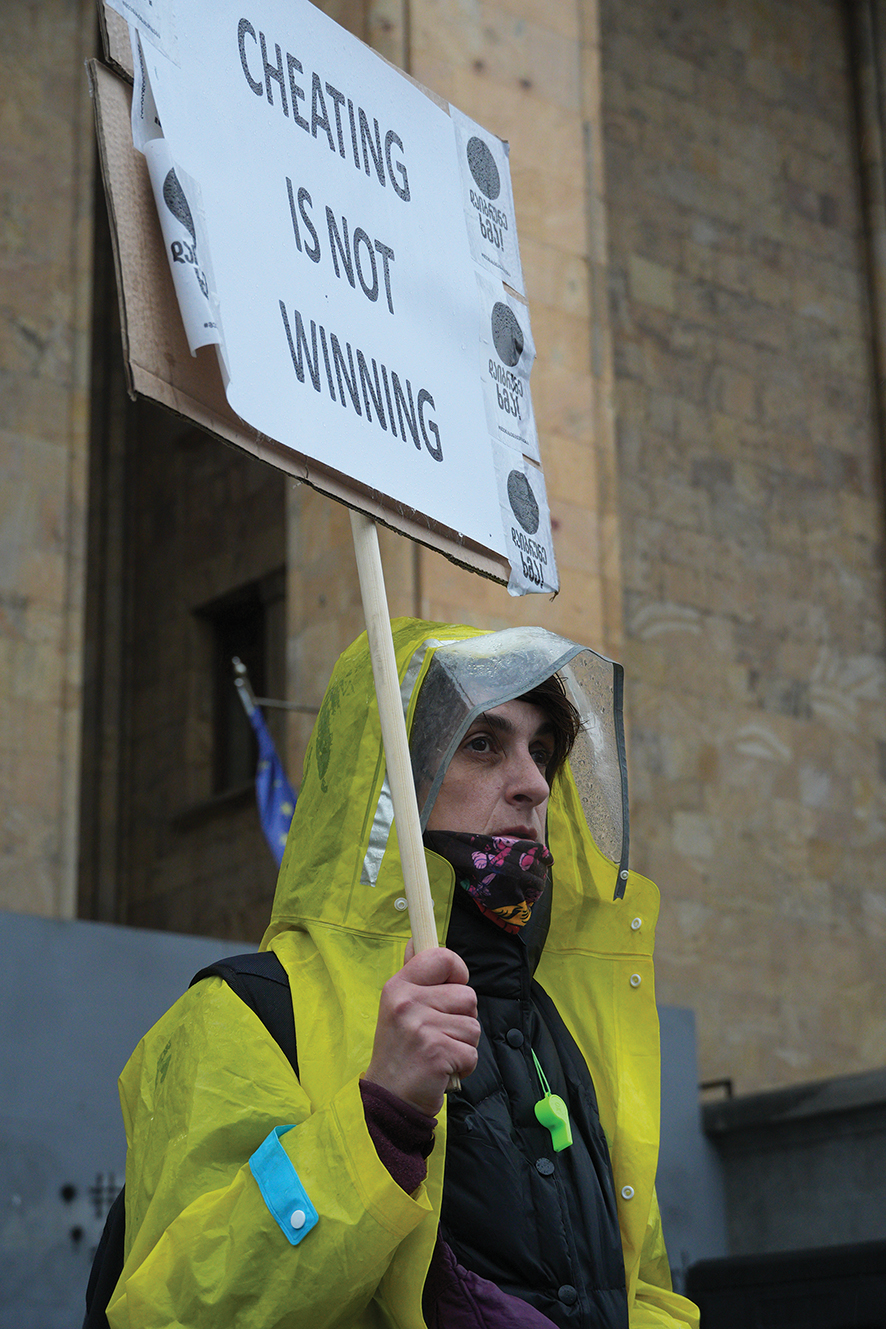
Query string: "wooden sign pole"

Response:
xmin=349 ymin=510 xmax=438 ymax=953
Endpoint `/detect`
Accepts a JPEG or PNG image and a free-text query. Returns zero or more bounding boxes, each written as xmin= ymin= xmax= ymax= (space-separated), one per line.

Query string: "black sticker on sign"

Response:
xmin=492 ymin=302 xmax=524 ymax=367
xmin=507 ymin=470 xmax=540 ymax=533
xmin=466 ymin=136 xmax=501 ymax=200
xmin=163 ymin=168 xmax=196 ymax=241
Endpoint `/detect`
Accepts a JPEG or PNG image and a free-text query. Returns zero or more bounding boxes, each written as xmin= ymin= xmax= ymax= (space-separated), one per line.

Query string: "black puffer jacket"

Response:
xmin=441 ymin=888 xmax=629 ymax=1329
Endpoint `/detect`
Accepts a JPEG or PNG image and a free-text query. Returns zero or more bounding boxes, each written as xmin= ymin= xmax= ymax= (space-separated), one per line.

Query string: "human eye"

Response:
xmin=531 ymin=743 xmax=554 ymax=772
xmin=464 ymin=732 xmax=494 ymax=754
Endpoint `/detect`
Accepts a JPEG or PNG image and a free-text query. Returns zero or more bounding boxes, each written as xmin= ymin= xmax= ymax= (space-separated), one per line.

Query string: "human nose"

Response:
xmin=507 ymin=748 xmax=550 ymax=805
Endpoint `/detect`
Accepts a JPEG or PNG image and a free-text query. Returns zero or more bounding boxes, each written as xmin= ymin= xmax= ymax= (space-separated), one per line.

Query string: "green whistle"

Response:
xmin=534 ymin=1092 xmax=573 ymax=1151
xmin=530 ymin=1046 xmax=573 ymax=1152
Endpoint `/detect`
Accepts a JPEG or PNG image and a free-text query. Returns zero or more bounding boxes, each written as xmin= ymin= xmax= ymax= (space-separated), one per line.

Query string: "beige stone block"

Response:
xmin=511 ymin=163 xmax=586 ymax=255
xmin=10 ymin=631 xmax=64 ymax=708
xmin=661 ymin=558 xmax=710 ymax=612
xmin=521 ymin=238 xmax=589 ymax=312
xmin=415 ymin=548 xmax=498 ymax=625
xmin=545 ymin=494 xmax=600 ymax=570
xmin=578 ymin=51 xmax=603 ymax=155
xmin=627 ymin=254 xmax=675 ymax=313
xmin=531 ymin=360 xmax=594 ymax=440
xmin=713 ymin=363 xmax=758 ymax=421
xmin=446 ymin=63 xmax=583 ymax=169
xmin=377 ymin=524 xmax=417 ymax=619
xmin=541 ymin=568 xmax=607 ymax=645
xmin=645 ymin=478 xmax=704 ymax=531
xmin=413 ymin=0 xmax=581 ymax=113
xmin=0 ymin=856 xmax=58 ymax=918
xmin=530 ymin=302 xmax=591 ymax=373
xmin=409 ymin=54 xmax=456 ymax=104
xmin=541 ymin=433 xmax=599 ymax=510
xmin=495 ymin=0 xmax=580 ymax=44
xmin=20 ymin=545 xmax=67 ymax=608
xmin=0 ymin=379 xmax=74 ymax=449
xmin=838 ymin=490 xmax=880 ymax=542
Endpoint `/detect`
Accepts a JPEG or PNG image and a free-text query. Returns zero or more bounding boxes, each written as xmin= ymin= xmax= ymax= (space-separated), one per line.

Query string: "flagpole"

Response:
xmin=232 ymin=656 xmax=297 ymax=867
xmin=232 ymin=656 xmax=257 ymax=717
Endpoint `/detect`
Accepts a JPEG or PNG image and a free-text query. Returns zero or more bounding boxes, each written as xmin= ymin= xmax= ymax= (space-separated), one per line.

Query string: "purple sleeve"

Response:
xmin=359 ymin=1078 xmax=436 ymax=1194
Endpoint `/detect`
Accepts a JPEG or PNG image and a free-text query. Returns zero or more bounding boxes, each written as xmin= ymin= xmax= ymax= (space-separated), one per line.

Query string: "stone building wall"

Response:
xmin=598 ymin=0 xmax=886 ymax=1091
xmin=0 ymin=0 xmax=96 ymax=919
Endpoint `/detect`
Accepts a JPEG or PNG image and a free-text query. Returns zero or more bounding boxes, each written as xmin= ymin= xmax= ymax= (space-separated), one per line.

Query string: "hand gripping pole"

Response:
xmin=350 ymin=511 xmax=460 ymax=1091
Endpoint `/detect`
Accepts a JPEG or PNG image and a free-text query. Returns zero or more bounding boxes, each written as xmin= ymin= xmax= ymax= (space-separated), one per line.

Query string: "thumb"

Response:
xmin=405 ymin=944 xmax=470 ymax=988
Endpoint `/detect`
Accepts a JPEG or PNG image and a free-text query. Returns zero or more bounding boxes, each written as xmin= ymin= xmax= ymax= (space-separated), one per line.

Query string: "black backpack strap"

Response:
xmin=83 ymin=1187 xmax=126 ymax=1329
xmin=189 ymin=950 xmax=298 ymax=1077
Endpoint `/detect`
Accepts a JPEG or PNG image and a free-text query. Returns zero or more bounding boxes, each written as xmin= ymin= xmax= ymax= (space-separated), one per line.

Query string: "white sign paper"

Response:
xmin=130 ymin=28 xmax=226 ymax=365
xmin=107 ymin=0 xmax=556 ymax=593
xmin=495 ymin=455 xmax=557 ymax=596
xmin=450 ymin=107 xmax=524 ymax=295
xmin=477 ymin=274 xmax=540 ymax=464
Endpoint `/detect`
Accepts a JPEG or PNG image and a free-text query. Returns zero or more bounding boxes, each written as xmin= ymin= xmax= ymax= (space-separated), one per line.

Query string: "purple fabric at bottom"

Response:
xmin=423 ymin=1237 xmax=560 ymax=1329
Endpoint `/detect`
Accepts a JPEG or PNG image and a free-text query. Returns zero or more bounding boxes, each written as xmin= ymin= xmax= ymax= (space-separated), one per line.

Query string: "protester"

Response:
xmin=106 ymin=618 xmax=698 ymax=1328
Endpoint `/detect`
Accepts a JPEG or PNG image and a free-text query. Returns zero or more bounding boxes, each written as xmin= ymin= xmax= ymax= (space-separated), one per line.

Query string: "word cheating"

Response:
xmin=238 ymin=18 xmax=411 ymax=201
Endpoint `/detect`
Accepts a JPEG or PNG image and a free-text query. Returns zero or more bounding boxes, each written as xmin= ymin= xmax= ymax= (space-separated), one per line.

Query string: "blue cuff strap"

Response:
xmin=249 ymin=1126 xmax=319 ymax=1245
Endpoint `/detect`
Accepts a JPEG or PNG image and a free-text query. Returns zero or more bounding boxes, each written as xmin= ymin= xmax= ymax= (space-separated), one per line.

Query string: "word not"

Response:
xmin=238 ymin=19 xmax=410 ymax=201
xmin=287 ymin=180 xmax=396 ymax=314
xmin=279 ymin=300 xmax=442 ymax=461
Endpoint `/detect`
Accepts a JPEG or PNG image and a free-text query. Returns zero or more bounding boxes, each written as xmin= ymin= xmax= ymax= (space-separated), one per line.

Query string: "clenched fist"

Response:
xmin=364 ymin=942 xmax=480 ymax=1115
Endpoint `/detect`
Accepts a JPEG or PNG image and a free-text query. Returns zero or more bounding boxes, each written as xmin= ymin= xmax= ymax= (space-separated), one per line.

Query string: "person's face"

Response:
xmin=425 ymin=698 xmax=553 ymax=842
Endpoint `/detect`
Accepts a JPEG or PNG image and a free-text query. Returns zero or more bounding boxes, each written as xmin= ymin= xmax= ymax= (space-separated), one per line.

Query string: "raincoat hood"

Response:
xmin=263 ymin=617 xmax=630 ymax=954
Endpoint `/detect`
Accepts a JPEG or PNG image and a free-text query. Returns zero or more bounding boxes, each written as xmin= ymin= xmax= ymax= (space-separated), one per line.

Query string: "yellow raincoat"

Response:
xmin=109 ymin=619 xmax=698 ymax=1328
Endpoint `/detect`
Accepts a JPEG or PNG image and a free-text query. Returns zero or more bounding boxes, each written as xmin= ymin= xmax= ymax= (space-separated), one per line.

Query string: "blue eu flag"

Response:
xmin=247 ymin=705 xmax=297 ymax=866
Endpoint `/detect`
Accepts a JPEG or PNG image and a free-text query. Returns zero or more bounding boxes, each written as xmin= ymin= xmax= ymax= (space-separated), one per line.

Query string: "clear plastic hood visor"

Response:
xmin=409 ymin=627 xmax=629 ymax=897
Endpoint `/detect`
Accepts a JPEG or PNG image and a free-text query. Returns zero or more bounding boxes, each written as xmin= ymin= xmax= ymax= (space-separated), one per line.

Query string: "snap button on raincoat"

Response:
xmin=109 ymin=618 xmax=699 ymax=1328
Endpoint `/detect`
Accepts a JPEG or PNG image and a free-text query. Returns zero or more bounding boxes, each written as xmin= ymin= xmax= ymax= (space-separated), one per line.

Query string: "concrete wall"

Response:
xmin=0 ymin=913 xmax=232 ymax=1329
xmin=704 ymin=1068 xmax=886 ymax=1256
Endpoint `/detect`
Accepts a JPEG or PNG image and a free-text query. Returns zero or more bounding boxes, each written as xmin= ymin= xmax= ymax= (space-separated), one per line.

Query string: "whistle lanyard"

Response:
xmin=530 ymin=1047 xmax=573 ymax=1152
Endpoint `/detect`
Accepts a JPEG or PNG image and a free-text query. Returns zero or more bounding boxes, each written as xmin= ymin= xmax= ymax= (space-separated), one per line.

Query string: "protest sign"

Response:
xmin=94 ymin=0 xmax=557 ymax=596
xmin=91 ymin=0 xmax=562 ymax=962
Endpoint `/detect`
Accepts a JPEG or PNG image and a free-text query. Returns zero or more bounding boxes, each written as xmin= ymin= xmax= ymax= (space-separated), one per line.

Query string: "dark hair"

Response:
xmin=519 ymin=673 xmax=581 ymax=783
